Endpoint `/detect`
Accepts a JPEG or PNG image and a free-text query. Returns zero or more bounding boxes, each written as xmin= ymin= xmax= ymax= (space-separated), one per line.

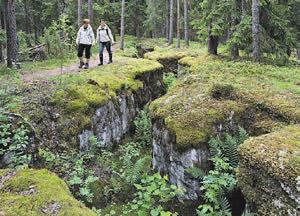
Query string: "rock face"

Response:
xmin=237 ymin=125 xmax=300 ymax=216
xmin=80 ymin=69 xmax=165 ymax=151
xmin=152 ymin=119 xmax=210 ymax=200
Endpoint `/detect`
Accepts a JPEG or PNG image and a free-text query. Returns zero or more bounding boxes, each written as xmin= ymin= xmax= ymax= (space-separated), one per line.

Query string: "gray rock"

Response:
xmin=79 ymin=69 xmax=165 ymax=151
xmin=152 ymin=119 xmax=210 ymax=200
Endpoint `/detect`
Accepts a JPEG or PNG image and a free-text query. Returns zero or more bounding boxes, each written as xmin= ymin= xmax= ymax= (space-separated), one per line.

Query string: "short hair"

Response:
xmin=83 ymin=19 xmax=90 ymax=24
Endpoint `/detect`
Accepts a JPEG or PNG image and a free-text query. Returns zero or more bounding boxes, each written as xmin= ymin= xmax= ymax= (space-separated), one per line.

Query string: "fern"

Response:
xmin=237 ymin=127 xmax=249 ymax=144
xmin=219 ymin=196 xmax=231 ymax=213
xmin=208 ymin=137 xmax=223 ymax=157
xmin=186 ymin=166 xmax=206 ymax=179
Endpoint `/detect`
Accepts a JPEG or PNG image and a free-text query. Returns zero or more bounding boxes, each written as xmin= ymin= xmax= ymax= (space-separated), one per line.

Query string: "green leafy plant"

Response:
xmin=197 ymin=128 xmax=249 ymax=216
xmin=126 ymin=173 xmax=180 ymax=216
xmin=209 ymin=127 xmax=248 ymax=168
xmin=0 ymin=116 xmax=31 ymax=168
xmin=67 ymin=156 xmax=98 ymax=203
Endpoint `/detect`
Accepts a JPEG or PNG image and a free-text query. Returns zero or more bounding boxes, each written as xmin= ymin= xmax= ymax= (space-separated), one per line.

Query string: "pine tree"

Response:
xmin=120 ymin=0 xmax=126 ymax=50
xmin=176 ymin=0 xmax=180 ymax=48
xmin=168 ymin=0 xmax=174 ymax=45
xmin=78 ymin=0 xmax=83 ymax=27
xmin=252 ymin=0 xmax=260 ymax=62
xmin=4 ymin=0 xmax=18 ymax=67
xmin=183 ymin=0 xmax=189 ymax=46
xmin=88 ymin=0 xmax=94 ymax=25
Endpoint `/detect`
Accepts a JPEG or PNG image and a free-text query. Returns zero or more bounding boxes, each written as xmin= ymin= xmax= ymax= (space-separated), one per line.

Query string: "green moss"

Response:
xmin=150 ymin=77 xmax=247 ymax=150
xmin=237 ymin=125 xmax=300 ymax=215
xmin=238 ymin=125 xmax=300 ymax=188
xmin=150 ymin=52 xmax=299 ymax=150
xmin=0 ymin=169 xmax=96 ymax=216
xmin=21 ymin=57 xmax=163 ymax=149
xmin=144 ymin=49 xmax=187 ymax=62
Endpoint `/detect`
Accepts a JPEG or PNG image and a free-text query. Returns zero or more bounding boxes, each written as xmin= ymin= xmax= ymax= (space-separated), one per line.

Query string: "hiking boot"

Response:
xmin=79 ymin=61 xmax=84 ymax=69
xmin=108 ymin=54 xmax=113 ymax=64
xmin=99 ymin=55 xmax=104 ymax=66
xmin=83 ymin=63 xmax=89 ymax=69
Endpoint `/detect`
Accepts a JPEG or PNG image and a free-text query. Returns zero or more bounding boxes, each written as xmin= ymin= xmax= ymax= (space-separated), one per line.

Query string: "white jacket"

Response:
xmin=76 ymin=25 xmax=95 ymax=45
xmin=96 ymin=26 xmax=115 ymax=43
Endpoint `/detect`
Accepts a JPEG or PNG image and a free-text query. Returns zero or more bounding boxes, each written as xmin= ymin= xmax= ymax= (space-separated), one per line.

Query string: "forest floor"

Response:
xmin=22 ymin=45 xmax=116 ymax=83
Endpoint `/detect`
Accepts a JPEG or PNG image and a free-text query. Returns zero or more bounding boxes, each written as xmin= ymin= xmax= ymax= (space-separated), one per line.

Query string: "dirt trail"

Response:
xmin=22 ymin=46 xmax=116 ymax=83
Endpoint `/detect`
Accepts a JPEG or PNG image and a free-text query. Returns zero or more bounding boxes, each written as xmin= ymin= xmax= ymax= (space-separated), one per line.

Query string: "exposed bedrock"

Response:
xmin=152 ymin=119 xmax=210 ymax=200
xmin=79 ymin=69 xmax=165 ymax=151
xmin=152 ymin=109 xmax=243 ymax=201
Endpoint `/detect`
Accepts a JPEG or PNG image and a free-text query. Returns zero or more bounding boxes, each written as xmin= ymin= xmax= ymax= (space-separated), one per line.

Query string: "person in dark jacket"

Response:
xmin=96 ymin=20 xmax=115 ymax=66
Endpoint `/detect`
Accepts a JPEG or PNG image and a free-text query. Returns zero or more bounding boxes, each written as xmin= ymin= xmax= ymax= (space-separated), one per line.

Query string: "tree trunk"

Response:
xmin=242 ymin=0 xmax=247 ymax=18
xmin=176 ymin=0 xmax=180 ymax=48
xmin=230 ymin=0 xmax=239 ymax=59
xmin=183 ymin=0 xmax=189 ymax=46
xmin=0 ymin=7 xmax=5 ymax=62
xmin=168 ymin=0 xmax=174 ymax=45
xmin=4 ymin=0 xmax=19 ymax=67
xmin=58 ymin=0 xmax=65 ymax=15
xmin=208 ymin=25 xmax=218 ymax=55
xmin=120 ymin=0 xmax=125 ymax=50
xmin=88 ymin=0 xmax=94 ymax=25
xmin=297 ymin=50 xmax=300 ymax=60
xmin=252 ymin=0 xmax=260 ymax=62
xmin=166 ymin=0 xmax=169 ymax=41
xmin=78 ymin=0 xmax=83 ymax=27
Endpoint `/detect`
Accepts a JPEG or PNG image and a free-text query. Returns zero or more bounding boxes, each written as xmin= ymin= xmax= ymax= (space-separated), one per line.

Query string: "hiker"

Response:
xmin=76 ymin=19 xmax=95 ymax=69
xmin=96 ymin=20 xmax=115 ymax=66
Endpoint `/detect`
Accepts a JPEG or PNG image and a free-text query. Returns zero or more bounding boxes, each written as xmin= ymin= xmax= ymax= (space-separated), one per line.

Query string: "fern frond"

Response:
xmin=219 ymin=196 xmax=231 ymax=213
xmin=238 ymin=127 xmax=249 ymax=144
xmin=186 ymin=166 xmax=206 ymax=179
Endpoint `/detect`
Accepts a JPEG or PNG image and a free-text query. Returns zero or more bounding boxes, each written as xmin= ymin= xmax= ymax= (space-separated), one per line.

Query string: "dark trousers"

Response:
xmin=99 ymin=41 xmax=112 ymax=63
xmin=78 ymin=44 xmax=92 ymax=59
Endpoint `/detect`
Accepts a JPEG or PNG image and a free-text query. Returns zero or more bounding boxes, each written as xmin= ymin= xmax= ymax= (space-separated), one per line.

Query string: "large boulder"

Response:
xmin=237 ymin=125 xmax=300 ymax=216
xmin=0 ymin=169 xmax=96 ymax=216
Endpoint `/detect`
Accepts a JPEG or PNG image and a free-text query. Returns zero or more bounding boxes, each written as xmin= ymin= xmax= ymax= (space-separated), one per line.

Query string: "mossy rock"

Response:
xmin=21 ymin=57 xmax=164 ymax=150
xmin=237 ymin=125 xmax=300 ymax=215
xmin=0 ymin=169 xmax=96 ymax=216
xmin=150 ymin=77 xmax=247 ymax=151
xmin=150 ymin=53 xmax=299 ymax=150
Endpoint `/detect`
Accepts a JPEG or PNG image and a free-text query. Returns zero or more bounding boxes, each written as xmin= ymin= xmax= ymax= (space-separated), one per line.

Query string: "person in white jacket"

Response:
xmin=76 ymin=19 xmax=95 ymax=69
xmin=96 ymin=20 xmax=115 ymax=66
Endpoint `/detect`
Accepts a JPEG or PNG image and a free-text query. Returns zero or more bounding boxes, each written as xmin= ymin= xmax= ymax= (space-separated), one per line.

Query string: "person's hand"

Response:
xmin=92 ymin=41 xmax=96 ymax=46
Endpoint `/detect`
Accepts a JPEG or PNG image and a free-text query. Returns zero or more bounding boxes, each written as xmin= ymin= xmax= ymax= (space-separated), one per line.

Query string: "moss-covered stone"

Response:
xmin=237 ymin=125 xmax=300 ymax=215
xmin=0 ymin=169 xmax=96 ymax=216
xmin=150 ymin=54 xmax=300 ymax=150
xmin=21 ymin=57 xmax=164 ymax=150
